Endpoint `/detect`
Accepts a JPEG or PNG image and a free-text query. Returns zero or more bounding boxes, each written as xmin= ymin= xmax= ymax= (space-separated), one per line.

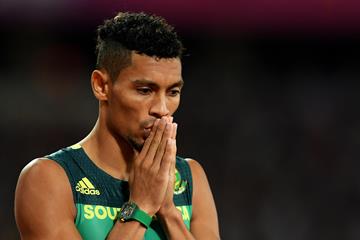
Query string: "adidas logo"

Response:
xmin=75 ymin=177 xmax=101 ymax=195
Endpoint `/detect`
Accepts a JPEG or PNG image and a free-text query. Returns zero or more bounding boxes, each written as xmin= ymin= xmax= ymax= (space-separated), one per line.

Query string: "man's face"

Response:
xmin=106 ymin=53 xmax=183 ymax=151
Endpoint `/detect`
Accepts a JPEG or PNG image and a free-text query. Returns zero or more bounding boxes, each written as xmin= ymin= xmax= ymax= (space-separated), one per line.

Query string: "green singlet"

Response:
xmin=47 ymin=144 xmax=193 ymax=240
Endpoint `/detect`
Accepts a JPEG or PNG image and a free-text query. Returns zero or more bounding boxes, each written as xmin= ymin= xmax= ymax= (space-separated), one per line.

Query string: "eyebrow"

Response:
xmin=131 ymin=79 xmax=184 ymax=89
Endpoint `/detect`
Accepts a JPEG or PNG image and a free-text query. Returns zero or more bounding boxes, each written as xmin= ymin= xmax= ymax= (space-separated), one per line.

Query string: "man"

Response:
xmin=15 ymin=12 xmax=219 ymax=239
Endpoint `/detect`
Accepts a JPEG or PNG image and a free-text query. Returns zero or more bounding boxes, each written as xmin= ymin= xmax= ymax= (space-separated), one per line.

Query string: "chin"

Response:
xmin=127 ymin=137 xmax=144 ymax=152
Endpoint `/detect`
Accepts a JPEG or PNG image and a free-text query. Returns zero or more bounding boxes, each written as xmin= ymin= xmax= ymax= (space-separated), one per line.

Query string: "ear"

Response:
xmin=91 ymin=69 xmax=110 ymax=101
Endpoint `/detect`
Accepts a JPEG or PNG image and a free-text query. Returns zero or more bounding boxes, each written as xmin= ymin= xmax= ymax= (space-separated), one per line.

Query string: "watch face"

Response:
xmin=120 ymin=202 xmax=136 ymax=220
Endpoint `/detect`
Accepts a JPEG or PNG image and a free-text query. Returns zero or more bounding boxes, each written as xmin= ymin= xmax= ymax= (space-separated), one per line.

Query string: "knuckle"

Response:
xmin=156 ymin=174 xmax=166 ymax=183
xmin=148 ymin=167 xmax=157 ymax=175
xmin=140 ymin=161 xmax=150 ymax=171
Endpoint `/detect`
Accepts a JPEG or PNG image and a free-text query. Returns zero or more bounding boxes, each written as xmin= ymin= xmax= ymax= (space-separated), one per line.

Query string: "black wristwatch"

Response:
xmin=118 ymin=201 xmax=153 ymax=228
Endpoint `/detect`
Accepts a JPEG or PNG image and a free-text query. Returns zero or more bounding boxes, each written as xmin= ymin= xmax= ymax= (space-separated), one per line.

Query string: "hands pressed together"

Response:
xmin=128 ymin=116 xmax=178 ymax=217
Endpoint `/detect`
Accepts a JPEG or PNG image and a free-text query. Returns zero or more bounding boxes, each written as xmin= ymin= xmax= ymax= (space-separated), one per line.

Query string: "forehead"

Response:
xmin=116 ymin=53 xmax=182 ymax=84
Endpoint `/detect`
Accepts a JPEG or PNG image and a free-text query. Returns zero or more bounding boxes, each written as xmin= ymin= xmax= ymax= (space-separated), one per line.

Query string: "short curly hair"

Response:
xmin=95 ymin=12 xmax=184 ymax=81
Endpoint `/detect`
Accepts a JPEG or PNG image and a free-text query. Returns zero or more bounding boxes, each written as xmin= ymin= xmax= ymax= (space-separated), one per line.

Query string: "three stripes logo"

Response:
xmin=75 ymin=177 xmax=101 ymax=196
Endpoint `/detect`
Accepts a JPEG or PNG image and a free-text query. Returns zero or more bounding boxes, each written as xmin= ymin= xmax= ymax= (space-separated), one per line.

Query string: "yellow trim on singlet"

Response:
xmin=70 ymin=143 xmax=82 ymax=149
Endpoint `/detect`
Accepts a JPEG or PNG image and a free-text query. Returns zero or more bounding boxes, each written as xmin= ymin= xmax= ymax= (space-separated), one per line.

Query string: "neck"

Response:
xmin=79 ymin=118 xmax=136 ymax=180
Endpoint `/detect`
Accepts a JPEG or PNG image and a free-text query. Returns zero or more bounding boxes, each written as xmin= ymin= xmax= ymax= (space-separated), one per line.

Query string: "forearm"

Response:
xmin=158 ymin=207 xmax=195 ymax=240
xmin=106 ymin=220 xmax=146 ymax=240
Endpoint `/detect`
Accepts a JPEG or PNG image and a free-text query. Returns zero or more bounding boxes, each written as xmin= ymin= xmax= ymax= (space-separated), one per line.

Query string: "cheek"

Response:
xmin=107 ymin=105 xmax=143 ymax=141
xmin=114 ymin=100 xmax=143 ymax=123
xmin=108 ymin=93 xmax=144 ymax=129
xmin=111 ymin=89 xmax=143 ymax=115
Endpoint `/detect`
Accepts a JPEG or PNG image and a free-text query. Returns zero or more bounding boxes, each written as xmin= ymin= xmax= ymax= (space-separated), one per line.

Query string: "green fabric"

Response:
xmin=131 ymin=204 xmax=153 ymax=228
xmin=47 ymin=145 xmax=193 ymax=240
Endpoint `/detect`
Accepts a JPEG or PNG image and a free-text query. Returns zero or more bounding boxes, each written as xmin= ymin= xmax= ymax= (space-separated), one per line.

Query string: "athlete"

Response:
xmin=15 ymin=12 xmax=219 ymax=239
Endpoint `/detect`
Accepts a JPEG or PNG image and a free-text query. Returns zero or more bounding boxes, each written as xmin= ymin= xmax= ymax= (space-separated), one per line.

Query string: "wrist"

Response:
xmin=157 ymin=203 xmax=179 ymax=220
xmin=157 ymin=205 xmax=188 ymax=239
xmin=129 ymin=198 xmax=159 ymax=216
xmin=119 ymin=201 xmax=154 ymax=229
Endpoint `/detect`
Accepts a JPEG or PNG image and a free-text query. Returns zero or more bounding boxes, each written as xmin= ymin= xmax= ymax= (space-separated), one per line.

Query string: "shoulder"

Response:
xmin=184 ymin=158 xmax=207 ymax=178
xmin=17 ymin=157 xmax=67 ymax=186
xmin=15 ymin=157 xmax=76 ymax=237
xmin=183 ymin=158 xmax=220 ymax=238
xmin=174 ymin=157 xmax=209 ymax=182
xmin=184 ymin=158 xmax=211 ymax=195
xmin=15 ymin=157 xmax=73 ymax=203
xmin=176 ymin=156 xmax=203 ymax=170
xmin=21 ymin=157 xmax=63 ymax=171
xmin=18 ymin=146 xmax=74 ymax=190
xmin=15 ymin=157 xmax=80 ymax=238
xmin=15 ymin=157 xmax=70 ymax=205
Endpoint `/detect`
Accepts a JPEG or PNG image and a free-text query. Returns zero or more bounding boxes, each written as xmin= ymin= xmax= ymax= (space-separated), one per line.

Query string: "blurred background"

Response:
xmin=2 ymin=0 xmax=360 ymax=239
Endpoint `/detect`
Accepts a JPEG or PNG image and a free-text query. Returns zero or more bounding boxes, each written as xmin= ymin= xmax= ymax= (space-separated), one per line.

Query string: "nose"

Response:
xmin=149 ymin=95 xmax=170 ymax=118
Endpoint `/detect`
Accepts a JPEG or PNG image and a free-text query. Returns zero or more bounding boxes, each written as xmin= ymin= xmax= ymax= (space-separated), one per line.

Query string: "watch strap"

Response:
xmin=130 ymin=206 xmax=153 ymax=228
xmin=119 ymin=201 xmax=153 ymax=228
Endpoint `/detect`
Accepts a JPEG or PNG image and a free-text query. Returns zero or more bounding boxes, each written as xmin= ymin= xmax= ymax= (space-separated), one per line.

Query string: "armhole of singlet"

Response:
xmin=184 ymin=159 xmax=193 ymax=203
xmin=176 ymin=157 xmax=193 ymax=205
xmin=46 ymin=152 xmax=79 ymax=225
xmin=46 ymin=152 xmax=78 ymax=205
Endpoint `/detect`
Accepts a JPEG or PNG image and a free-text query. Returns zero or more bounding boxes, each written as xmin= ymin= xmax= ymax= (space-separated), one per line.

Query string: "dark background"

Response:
xmin=2 ymin=1 xmax=360 ymax=239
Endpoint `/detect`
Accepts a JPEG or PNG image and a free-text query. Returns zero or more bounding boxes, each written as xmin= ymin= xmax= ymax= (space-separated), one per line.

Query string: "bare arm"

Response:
xmin=15 ymin=120 xmax=171 ymax=240
xmin=15 ymin=158 xmax=82 ymax=240
xmin=15 ymin=159 xmax=148 ymax=240
xmin=157 ymin=159 xmax=220 ymax=239
xmin=15 ymin=117 xmax=177 ymax=240
xmin=188 ymin=159 xmax=220 ymax=239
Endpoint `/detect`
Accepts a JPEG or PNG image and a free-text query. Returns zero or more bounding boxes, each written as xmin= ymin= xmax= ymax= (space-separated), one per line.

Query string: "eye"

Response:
xmin=169 ymin=89 xmax=181 ymax=97
xmin=137 ymin=87 xmax=152 ymax=95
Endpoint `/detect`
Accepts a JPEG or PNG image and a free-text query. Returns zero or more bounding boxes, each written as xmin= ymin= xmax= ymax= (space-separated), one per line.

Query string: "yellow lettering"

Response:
xmin=175 ymin=206 xmax=190 ymax=221
xmin=182 ymin=206 xmax=190 ymax=221
xmin=84 ymin=205 xmax=123 ymax=220
xmin=95 ymin=206 xmax=107 ymax=220
xmin=116 ymin=208 xmax=121 ymax=218
xmin=84 ymin=205 xmax=94 ymax=219
xmin=107 ymin=207 xmax=118 ymax=220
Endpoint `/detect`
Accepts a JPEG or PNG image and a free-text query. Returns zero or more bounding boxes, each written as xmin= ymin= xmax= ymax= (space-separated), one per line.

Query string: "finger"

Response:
xmin=136 ymin=118 xmax=160 ymax=161
xmin=169 ymin=148 xmax=176 ymax=179
xmin=171 ymin=123 xmax=177 ymax=140
xmin=143 ymin=117 xmax=167 ymax=165
xmin=171 ymin=137 xmax=177 ymax=172
xmin=166 ymin=116 xmax=173 ymax=124
xmin=151 ymin=122 xmax=173 ymax=169
xmin=159 ymin=139 xmax=176 ymax=177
